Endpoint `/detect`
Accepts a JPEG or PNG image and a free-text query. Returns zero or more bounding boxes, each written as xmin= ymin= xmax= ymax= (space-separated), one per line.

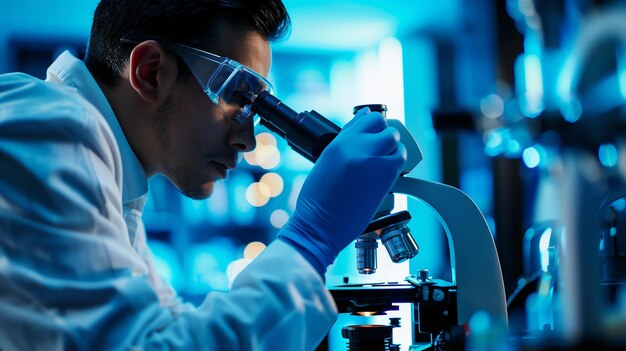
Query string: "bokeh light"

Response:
xmin=243 ymin=241 xmax=267 ymax=261
xmin=560 ymin=97 xmax=582 ymax=123
xmin=480 ymin=94 xmax=504 ymax=119
xmin=599 ymin=143 xmax=618 ymax=168
xmin=522 ymin=146 xmax=540 ymax=168
xmin=244 ymin=133 xmax=281 ymax=168
xmin=484 ymin=129 xmax=504 ymax=156
xmin=257 ymin=146 xmax=281 ymax=169
xmin=612 ymin=198 xmax=626 ymax=212
xmin=226 ymin=258 xmax=249 ymax=287
xmin=245 ymin=182 xmax=271 ymax=207
xmin=256 ymin=132 xmax=277 ymax=147
xmin=243 ymin=151 xmax=258 ymax=166
xmin=260 ymin=172 xmax=284 ymax=197
xmin=270 ymin=209 xmax=290 ymax=229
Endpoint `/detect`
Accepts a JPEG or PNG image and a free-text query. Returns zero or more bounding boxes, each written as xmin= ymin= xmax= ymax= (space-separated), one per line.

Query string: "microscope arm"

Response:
xmin=392 ymin=176 xmax=508 ymax=326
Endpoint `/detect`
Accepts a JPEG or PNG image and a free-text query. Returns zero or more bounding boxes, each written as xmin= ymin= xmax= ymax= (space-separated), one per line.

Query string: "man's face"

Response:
xmin=156 ymin=23 xmax=271 ymax=199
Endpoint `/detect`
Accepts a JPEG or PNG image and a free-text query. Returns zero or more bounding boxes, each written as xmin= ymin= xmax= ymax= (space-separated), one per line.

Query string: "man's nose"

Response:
xmin=228 ymin=120 xmax=256 ymax=152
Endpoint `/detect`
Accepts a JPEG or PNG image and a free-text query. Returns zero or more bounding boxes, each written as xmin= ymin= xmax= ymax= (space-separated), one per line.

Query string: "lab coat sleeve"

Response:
xmin=0 ymin=75 xmax=338 ymax=351
xmin=144 ymin=241 xmax=338 ymax=350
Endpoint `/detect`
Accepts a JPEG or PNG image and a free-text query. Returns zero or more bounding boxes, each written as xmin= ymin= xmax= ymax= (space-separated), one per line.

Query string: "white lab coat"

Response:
xmin=0 ymin=51 xmax=337 ymax=350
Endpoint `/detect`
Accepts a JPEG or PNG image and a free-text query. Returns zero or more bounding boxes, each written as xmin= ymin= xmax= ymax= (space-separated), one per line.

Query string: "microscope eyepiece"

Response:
xmin=352 ymin=104 xmax=387 ymax=117
xmin=251 ymin=91 xmax=341 ymax=162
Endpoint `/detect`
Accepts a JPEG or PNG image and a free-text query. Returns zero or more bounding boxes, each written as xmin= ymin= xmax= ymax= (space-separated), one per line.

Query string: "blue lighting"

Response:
xmin=612 ymin=198 xmax=626 ymax=212
xmin=149 ymin=240 xmax=184 ymax=291
xmin=207 ymin=181 xmax=229 ymax=225
xmin=186 ymin=238 xmax=236 ymax=293
xmin=560 ymin=98 xmax=582 ymax=123
xmin=600 ymin=238 xmax=605 ymax=251
xmin=515 ymin=53 xmax=545 ymax=118
xmin=507 ymin=139 xmax=522 ymax=155
xmin=484 ymin=130 xmax=504 ymax=156
xmin=522 ymin=146 xmax=541 ymax=168
xmin=469 ymin=310 xmax=492 ymax=334
xmin=229 ymin=171 xmax=255 ymax=225
xmin=619 ymin=48 xmax=626 ymax=100
xmin=598 ymin=143 xmax=618 ymax=168
xmin=539 ymin=228 xmax=553 ymax=272
xmin=524 ymin=228 xmax=535 ymax=241
xmin=518 ymin=93 xmax=544 ymax=118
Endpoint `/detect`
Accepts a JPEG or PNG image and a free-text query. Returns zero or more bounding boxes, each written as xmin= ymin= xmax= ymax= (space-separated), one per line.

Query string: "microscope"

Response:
xmin=251 ymin=92 xmax=508 ymax=350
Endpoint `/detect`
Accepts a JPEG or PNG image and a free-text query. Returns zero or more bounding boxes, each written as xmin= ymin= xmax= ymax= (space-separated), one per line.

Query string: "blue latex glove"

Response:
xmin=278 ymin=108 xmax=407 ymax=275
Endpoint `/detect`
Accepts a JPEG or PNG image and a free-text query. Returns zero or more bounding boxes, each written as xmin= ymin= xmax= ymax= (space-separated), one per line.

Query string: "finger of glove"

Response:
xmin=353 ymin=127 xmax=403 ymax=157
xmin=342 ymin=107 xmax=370 ymax=131
xmin=343 ymin=111 xmax=387 ymax=135
xmin=369 ymin=141 xmax=408 ymax=174
xmin=365 ymin=145 xmax=408 ymax=195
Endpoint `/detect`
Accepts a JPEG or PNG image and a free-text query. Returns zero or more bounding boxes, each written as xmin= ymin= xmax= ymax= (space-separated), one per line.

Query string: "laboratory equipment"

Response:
xmin=341 ymin=320 xmax=401 ymax=351
xmin=251 ymin=92 xmax=508 ymax=350
xmin=466 ymin=1 xmax=626 ymax=348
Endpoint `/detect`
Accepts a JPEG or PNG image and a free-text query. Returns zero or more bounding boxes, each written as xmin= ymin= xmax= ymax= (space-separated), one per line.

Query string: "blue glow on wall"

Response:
xmin=229 ymin=171 xmax=256 ymax=226
xmin=149 ymin=240 xmax=184 ymax=291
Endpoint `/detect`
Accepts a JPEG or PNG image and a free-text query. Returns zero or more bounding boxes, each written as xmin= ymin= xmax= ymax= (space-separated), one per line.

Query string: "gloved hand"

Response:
xmin=278 ymin=108 xmax=407 ymax=276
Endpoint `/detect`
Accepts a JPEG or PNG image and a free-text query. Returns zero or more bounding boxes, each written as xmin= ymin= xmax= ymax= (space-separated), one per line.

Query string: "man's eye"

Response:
xmin=236 ymin=83 xmax=250 ymax=93
xmin=239 ymin=77 xmax=258 ymax=92
xmin=232 ymin=90 xmax=255 ymax=106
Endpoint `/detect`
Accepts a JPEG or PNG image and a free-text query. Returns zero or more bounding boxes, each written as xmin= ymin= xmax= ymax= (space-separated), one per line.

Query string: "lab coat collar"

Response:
xmin=46 ymin=51 xmax=148 ymax=210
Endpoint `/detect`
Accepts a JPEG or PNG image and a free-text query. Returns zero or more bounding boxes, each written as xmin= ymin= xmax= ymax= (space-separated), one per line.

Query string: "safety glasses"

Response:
xmin=121 ymin=38 xmax=273 ymax=124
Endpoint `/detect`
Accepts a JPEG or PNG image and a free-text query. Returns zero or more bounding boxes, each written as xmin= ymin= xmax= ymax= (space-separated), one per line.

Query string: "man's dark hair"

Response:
xmin=85 ymin=0 xmax=290 ymax=87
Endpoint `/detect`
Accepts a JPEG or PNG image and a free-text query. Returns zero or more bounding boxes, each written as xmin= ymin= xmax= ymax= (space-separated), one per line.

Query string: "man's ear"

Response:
xmin=127 ymin=40 xmax=178 ymax=102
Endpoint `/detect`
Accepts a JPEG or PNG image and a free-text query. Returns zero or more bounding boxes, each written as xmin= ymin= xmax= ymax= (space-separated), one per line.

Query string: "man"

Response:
xmin=0 ymin=0 xmax=406 ymax=350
